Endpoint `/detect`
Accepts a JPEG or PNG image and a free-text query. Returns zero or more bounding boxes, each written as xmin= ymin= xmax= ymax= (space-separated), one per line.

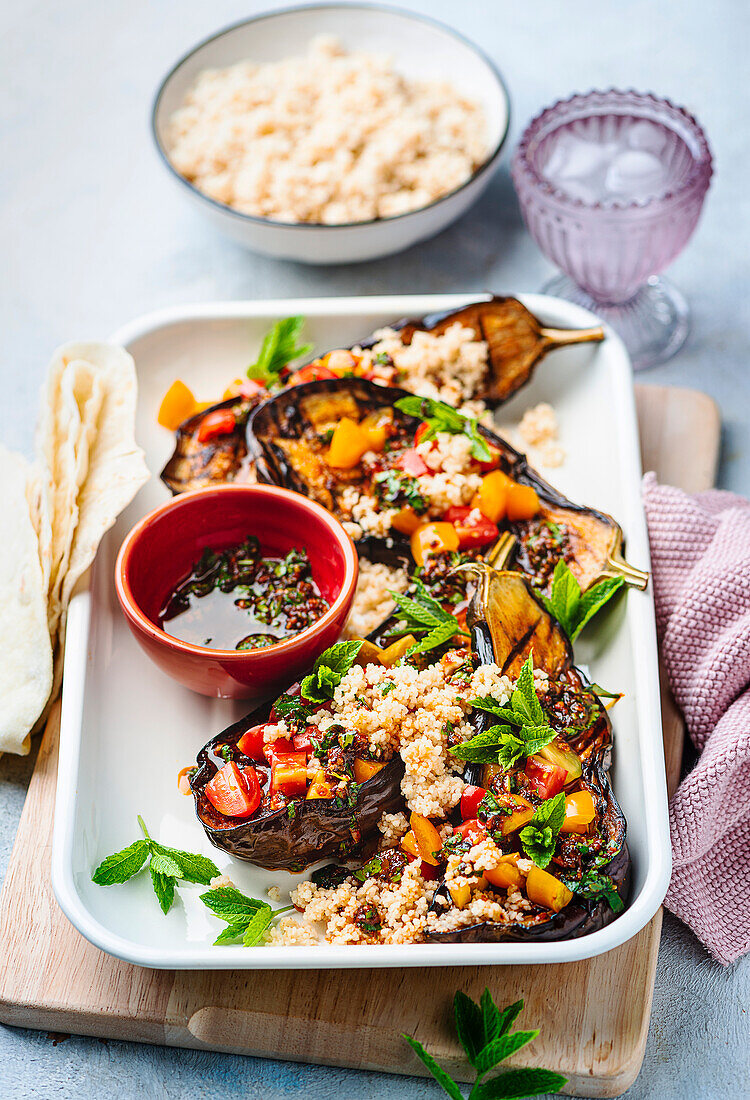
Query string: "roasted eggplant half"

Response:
xmin=425 ymin=565 xmax=630 ymax=943
xmin=160 ymin=395 xmax=262 ymax=495
xmin=292 ymin=296 xmax=605 ymax=408
xmin=247 ymin=376 xmax=647 ymax=593
xmin=191 ymin=693 xmax=406 ymax=873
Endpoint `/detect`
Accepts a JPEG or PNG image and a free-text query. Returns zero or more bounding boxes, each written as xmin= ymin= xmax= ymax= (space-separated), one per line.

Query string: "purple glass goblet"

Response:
xmin=511 ymin=90 xmax=713 ymax=369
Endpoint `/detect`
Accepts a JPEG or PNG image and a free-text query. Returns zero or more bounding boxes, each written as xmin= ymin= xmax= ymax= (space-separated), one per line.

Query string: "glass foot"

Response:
xmin=541 ymin=274 xmax=690 ymax=371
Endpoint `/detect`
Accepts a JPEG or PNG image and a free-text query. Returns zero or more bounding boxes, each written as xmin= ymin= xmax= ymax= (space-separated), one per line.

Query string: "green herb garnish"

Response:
xmin=247 ymin=316 xmax=313 ymax=386
xmin=540 ymin=560 xmax=625 ymax=641
xmin=566 ymin=869 xmax=624 ymax=913
xmin=404 ymin=988 xmax=567 ymax=1099
xmin=388 ymin=580 xmax=470 ymax=656
xmin=301 ymin=640 xmax=363 ymax=704
xmin=373 ymin=467 xmax=426 ymax=512
xmin=394 ymin=395 xmax=492 ymax=463
xmin=353 ymin=856 xmax=383 ymax=883
xmin=200 ymin=884 xmax=294 ymax=946
xmin=91 ymin=817 xmax=220 ymax=915
xmin=454 ymin=657 xmax=556 ymax=768
xmin=519 ymin=793 xmax=567 ymax=869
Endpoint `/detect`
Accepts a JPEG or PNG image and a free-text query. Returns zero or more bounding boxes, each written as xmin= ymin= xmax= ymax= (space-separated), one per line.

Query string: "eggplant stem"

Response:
xmin=602 ymin=552 xmax=650 ymax=590
xmin=539 ymin=325 xmax=606 ymax=349
xmin=484 ymin=530 xmax=516 ymax=570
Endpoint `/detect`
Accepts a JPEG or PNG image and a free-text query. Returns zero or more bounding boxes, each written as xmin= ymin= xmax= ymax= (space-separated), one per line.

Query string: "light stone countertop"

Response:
xmin=1 ymin=1 xmax=748 ymax=1097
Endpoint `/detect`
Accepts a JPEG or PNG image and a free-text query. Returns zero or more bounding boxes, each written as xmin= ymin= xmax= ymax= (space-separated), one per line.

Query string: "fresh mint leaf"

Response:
xmin=402 ymin=1035 xmax=464 ymax=1100
xmin=150 ymin=867 xmax=175 ymax=914
xmin=213 ymin=923 xmax=248 ymax=946
xmin=519 ymin=792 xmax=566 ymax=868
xmin=450 ymin=725 xmax=514 ymax=764
xmin=394 ymin=396 xmax=492 ymax=462
xmin=473 ymin=1030 xmax=540 ymax=1076
xmin=301 ymin=640 xmax=363 ymax=703
xmin=200 ymin=885 xmax=266 ymax=924
xmin=149 ymin=844 xmax=220 ymax=885
xmin=490 ymin=995 xmax=524 ymax=1040
xmin=407 ymin=618 xmax=468 ymax=656
xmin=453 ymin=991 xmax=485 ymax=1065
xmin=496 ymin=735 xmax=526 ymax=770
xmin=541 ymin=560 xmax=624 ymax=641
xmin=472 ymin=1068 xmax=569 ymax=1099
xmin=247 ymin=316 xmax=312 ymax=385
xmin=149 ymin=850 xmax=183 ymax=879
xmin=470 ymin=696 xmax=519 ymax=725
xmin=91 ymin=839 xmax=149 ymax=885
xmin=243 ymin=905 xmax=275 ymax=946
xmin=511 ymin=657 xmax=544 ymax=726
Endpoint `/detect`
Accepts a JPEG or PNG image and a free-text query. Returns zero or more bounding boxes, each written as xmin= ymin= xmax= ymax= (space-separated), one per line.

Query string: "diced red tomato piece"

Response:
xmin=196 ymin=408 xmax=236 ymax=443
xmin=267 ymin=737 xmax=297 ymax=761
xmin=525 ymin=756 xmax=568 ymax=800
xmin=420 ymin=860 xmax=441 ymax=881
xmin=460 ymin=785 xmax=488 ymax=821
xmin=477 ymin=443 xmax=503 ymax=471
xmin=292 ymin=732 xmax=313 ymax=753
xmin=444 ymin=506 xmax=499 ymax=550
xmin=237 ymin=724 xmax=267 ymax=762
xmin=453 ymin=819 xmax=488 ymax=845
xmin=205 ymin=761 xmax=261 ymax=819
xmin=396 ymin=448 xmax=430 ymax=478
xmin=414 ymin=422 xmax=431 ymax=447
xmin=291 ymin=363 xmax=337 ymax=385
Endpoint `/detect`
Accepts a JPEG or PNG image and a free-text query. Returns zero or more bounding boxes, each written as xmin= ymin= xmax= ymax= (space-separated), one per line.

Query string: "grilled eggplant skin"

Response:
xmin=191 ymin=700 xmax=406 ymax=872
xmin=160 ymin=395 xmax=260 ymax=495
xmin=425 ymin=569 xmax=630 ymax=943
xmin=247 ymin=376 xmax=646 ymax=592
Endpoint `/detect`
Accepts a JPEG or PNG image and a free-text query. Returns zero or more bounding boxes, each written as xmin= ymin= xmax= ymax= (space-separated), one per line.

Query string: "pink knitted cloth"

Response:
xmin=642 ymin=472 xmax=750 ymax=964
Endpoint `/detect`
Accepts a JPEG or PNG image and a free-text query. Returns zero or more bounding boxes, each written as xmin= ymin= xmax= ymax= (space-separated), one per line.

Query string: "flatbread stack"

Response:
xmin=0 ymin=342 xmax=149 ymax=755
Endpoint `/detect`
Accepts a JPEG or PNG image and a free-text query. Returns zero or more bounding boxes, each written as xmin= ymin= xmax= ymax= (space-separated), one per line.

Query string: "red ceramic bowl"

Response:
xmin=115 ymin=484 xmax=358 ymax=699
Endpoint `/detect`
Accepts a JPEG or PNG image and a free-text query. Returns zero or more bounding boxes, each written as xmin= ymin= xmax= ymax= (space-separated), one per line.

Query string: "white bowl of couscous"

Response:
xmin=152 ymin=4 xmax=511 ymax=264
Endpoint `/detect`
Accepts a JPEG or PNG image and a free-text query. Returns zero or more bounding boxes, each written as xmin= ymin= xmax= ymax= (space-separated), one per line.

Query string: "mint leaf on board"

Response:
xmin=402 ymin=1035 xmax=464 ymax=1100
xmin=150 ymin=867 xmax=175 ymax=915
xmin=473 ymin=1030 xmax=540 ymax=1076
xmin=453 ymin=990 xmax=485 ymax=1065
xmin=487 ymin=995 xmax=524 ymax=1042
xmin=247 ymin=316 xmax=313 ymax=385
xmin=394 ymin=395 xmax=492 ymax=462
xmin=540 ymin=560 xmax=625 ymax=641
xmin=472 ymin=1068 xmax=569 ymax=1099
xmin=301 ymin=640 xmax=363 ymax=703
xmin=519 ymin=792 xmax=566 ymax=868
xmin=91 ymin=839 xmax=149 ymax=885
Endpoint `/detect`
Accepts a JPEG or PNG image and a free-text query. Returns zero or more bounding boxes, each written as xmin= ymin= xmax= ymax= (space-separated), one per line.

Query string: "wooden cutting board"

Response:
xmin=0 ymin=385 xmax=720 ymax=1098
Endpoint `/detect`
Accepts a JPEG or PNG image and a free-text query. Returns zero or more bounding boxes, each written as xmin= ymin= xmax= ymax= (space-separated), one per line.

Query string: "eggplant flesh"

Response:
xmin=247 ymin=376 xmax=647 ymax=593
xmin=160 ymin=396 xmax=260 ymax=495
xmin=191 ymin=699 xmax=406 ymax=873
xmin=357 ymin=296 xmax=605 ymax=407
xmin=425 ymin=566 xmax=630 ymax=943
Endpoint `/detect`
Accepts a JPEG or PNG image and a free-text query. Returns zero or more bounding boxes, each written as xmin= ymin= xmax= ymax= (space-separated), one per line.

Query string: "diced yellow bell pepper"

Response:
xmin=505 ymin=483 xmax=541 ymax=522
xmin=378 ymin=635 xmax=416 ymax=666
xmin=559 ymin=790 xmax=596 ymax=834
xmin=306 ymin=769 xmax=335 ymax=800
xmin=484 ymin=856 xmax=523 ymax=890
xmin=353 ymin=758 xmax=385 ymax=783
xmin=400 ymin=829 xmax=420 ymax=860
xmin=359 ymin=408 xmax=392 ymax=452
xmin=539 ymin=742 xmax=582 ymax=783
xmin=409 ymin=812 xmax=443 ymax=866
xmin=526 ymin=865 xmax=573 ymax=912
xmin=391 ymin=506 xmax=422 ymax=535
xmin=327 ymin=417 xmax=371 ymax=468
xmin=354 ymin=640 xmax=386 ymax=667
xmin=499 ymin=794 xmax=535 ymax=836
xmin=410 ymin=522 xmax=460 ymax=566
xmin=448 ymin=882 xmax=471 ymax=909
xmin=474 ymin=469 xmax=512 ymax=523
xmin=158 ymin=380 xmax=197 ymax=430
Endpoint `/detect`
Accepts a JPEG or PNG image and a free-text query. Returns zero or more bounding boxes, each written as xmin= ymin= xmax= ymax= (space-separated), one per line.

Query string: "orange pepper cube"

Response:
xmin=158 ymin=379 xmax=197 ymax=430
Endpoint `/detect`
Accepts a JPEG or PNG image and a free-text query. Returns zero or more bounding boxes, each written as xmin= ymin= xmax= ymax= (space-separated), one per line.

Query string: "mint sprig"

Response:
xmin=394 ymin=395 xmax=492 ymax=463
xmin=404 ymin=989 xmax=566 ymax=1099
xmin=453 ymin=658 xmax=556 ymax=767
xmin=91 ymin=817 xmax=220 ymax=915
xmin=301 ymin=640 xmax=363 ymax=703
xmin=200 ymin=884 xmax=293 ymax=946
xmin=519 ymin=793 xmax=567 ymax=869
xmin=247 ymin=316 xmax=313 ymax=385
xmin=540 ymin=560 xmax=624 ymax=641
xmin=389 ymin=580 xmax=469 ymax=656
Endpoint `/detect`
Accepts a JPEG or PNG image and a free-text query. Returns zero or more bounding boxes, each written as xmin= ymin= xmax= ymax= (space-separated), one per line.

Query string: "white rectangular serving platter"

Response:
xmin=51 ymin=294 xmax=671 ymax=969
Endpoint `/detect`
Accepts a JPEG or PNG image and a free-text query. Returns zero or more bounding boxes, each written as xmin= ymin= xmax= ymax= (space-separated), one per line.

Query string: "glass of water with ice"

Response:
xmin=511 ymin=90 xmax=712 ymax=369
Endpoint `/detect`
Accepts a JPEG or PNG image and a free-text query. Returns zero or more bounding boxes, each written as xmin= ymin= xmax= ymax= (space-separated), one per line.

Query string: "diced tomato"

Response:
xmin=266 ymin=737 xmax=296 ymax=761
xmin=525 ymin=756 xmax=568 ymax=800
xmin=205 ymin=761 xmax=261 ymax=819
xmin=292 ymin=732 xmax=313 ymax=753
xmin=420 ymin=860 xmax=441 ymax=881
xmin=271 ymin=754 xmax=309 ymax=797
xmin=444 ymin=506 xmax=499 ymax=550
xmin=477 ymin=444 xmax=503 ymax=471
xmin=196 ymin=408 xmax=236 ymax=443
xmin=291 ymin=363 xmax=337 ymax=385
xmin=237 ymin=724 xmax=267 ymax=762
xmin=460 ymin=785 xmax=488 ymax=821
xmin=453 ymin=819 xmax=488 ymax=845
xmin=396 ymin=448 xmax=429 ymax=478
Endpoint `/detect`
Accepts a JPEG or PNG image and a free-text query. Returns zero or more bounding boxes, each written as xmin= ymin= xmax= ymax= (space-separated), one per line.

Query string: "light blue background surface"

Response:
xmin=1 ymin=1 xmax=748 ymax=1096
